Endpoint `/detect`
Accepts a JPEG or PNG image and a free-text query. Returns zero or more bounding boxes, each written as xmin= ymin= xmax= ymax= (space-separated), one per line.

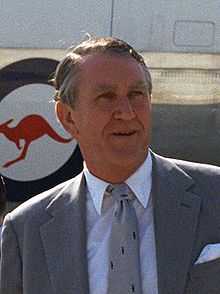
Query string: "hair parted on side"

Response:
xmin=52 ymin=36 xmax=152 ymax=107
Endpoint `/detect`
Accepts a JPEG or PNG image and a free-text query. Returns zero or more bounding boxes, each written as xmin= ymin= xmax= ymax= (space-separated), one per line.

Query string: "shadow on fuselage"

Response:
xmin=151 ymin=103 xmax=220 ymax=166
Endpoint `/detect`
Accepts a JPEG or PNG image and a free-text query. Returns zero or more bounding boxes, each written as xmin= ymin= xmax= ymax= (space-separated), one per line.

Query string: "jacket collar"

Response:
xmin=40 ymin=173 xmax=89 ymax=294
xmin=151 ymin=152 xmax=201 ymax=294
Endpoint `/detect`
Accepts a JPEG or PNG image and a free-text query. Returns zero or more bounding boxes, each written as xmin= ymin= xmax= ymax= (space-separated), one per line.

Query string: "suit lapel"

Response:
xmin=152 ymin=154 xmax=201 ymax=294
xmin=40 ymin=173 xmax=89 ymax=294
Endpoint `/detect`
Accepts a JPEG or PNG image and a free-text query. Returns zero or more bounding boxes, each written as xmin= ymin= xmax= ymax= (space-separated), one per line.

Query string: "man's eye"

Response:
xmin=129 ymin=91 xmax=144 ymax=98
xmin=97 ymin=93 xmax=115 ymax=100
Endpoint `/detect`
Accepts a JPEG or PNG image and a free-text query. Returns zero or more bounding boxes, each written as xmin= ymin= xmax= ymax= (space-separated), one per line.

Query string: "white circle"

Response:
xmin=0 ymin=84 xmax=77 ymax=181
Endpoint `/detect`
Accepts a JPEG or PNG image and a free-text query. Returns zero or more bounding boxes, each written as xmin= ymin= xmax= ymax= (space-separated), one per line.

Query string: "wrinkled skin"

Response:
xmin=56 ymin=53 xmax=152 ymax=183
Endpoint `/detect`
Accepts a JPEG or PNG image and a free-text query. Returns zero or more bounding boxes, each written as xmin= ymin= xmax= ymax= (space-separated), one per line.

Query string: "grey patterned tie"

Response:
xmin=107 ymin=183 xmax=143 ymax=294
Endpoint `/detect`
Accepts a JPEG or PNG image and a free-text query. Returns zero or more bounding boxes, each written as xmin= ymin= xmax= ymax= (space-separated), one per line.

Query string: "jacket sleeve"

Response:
xmin=0 ymin=214 xmax=22 ymax=294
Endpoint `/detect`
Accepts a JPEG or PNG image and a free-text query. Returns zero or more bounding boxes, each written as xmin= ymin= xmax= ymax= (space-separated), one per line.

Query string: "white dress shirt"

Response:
xmin=84 ymin=153 xmax=158 ymax=294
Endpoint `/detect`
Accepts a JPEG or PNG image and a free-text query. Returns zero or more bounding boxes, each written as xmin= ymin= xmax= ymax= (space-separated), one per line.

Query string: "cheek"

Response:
xmin=136 ymin=105 xmax=151 ymax=127
xmin=78 ymin=114 xmax=107 ymax=140
xmin=88 ymin=110 xmax=111 ymax=129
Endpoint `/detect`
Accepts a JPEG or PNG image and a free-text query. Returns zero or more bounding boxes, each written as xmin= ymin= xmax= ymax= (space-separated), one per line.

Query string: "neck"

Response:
xmin=85 ymin=153 xmax=148 ymax=184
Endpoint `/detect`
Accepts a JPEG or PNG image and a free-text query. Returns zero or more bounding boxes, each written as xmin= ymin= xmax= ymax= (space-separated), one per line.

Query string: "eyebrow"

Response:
xmin=128 ymin=80 xmax=149 ymax=91
xmin=93 ymin=80 xmax=149 ymax=94
xmin=93 ymin=84 xmax=117 ymax=94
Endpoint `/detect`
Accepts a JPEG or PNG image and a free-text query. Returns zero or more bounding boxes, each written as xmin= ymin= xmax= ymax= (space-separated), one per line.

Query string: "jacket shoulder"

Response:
xmin=153 ymin=153 xmax=220 ymax=226
xmin=153 ymin=152 xmax=220 ymax=178
xmin=152 ymin=152 xmax=220 ymax=199
xmin=171 ymin=157 xmax=220 ymax=176
xmin=6 ymin=173 xmax=83 ymax=222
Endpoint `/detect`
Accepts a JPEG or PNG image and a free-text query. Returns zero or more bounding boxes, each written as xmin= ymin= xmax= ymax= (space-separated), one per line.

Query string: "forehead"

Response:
xmin=77 ymin=53 xmax=147 ymax=88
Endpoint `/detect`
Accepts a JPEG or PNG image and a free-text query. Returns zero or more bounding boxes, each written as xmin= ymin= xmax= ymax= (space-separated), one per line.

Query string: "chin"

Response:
xmin=111 ymin=152 xmax=146 ymax=169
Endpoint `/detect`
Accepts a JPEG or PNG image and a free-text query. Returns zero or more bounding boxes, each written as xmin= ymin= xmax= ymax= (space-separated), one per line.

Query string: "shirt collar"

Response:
xmin=83 ymin=152 xmax=152 ymax=215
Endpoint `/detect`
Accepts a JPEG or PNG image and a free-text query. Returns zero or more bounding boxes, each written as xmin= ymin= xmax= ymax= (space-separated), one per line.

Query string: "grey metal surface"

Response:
xmin=1 ymin=0 xmax=220 ymax=52
xmin=151 ymin=103 xmax=220 ymax=165
xmin=150 ymin=67 xmax=220 ymax=165
xmin=0 ymin=0 xmax=112 ymax=49
xmin=112 ymin=0 xmax=220 ymax=53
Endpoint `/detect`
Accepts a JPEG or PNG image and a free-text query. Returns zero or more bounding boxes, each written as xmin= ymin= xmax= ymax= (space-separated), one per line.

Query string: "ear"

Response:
xmin=2 ymin=119 xmax=13 ymax=126
xmin=55 ymin=101 xmax=79 ymax=138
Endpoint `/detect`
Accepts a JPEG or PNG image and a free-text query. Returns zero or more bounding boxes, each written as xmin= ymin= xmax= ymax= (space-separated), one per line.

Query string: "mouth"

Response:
xmin=112 ymin=130 xmax=137 ymax=136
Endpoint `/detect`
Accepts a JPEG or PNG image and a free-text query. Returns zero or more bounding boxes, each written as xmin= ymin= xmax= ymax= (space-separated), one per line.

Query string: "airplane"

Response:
xmin=1 ymin=0 xmax=220 ymax=203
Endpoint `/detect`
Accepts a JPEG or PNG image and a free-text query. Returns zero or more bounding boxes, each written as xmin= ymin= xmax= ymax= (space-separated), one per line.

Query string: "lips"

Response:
xmin=113 ymin=131 xmax=136 ymax=136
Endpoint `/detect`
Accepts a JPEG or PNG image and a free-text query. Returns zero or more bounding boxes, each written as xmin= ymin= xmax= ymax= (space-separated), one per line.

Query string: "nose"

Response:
xmin=113 ymin=97 xmax=136 ymax=120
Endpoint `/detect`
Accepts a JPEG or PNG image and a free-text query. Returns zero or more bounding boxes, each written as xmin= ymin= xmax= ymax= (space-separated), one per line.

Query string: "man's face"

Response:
xmin=58 ymin=53 xmax=151 ymax=178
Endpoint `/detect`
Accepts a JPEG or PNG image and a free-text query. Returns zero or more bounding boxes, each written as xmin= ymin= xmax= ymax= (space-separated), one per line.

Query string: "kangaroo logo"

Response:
xmin=0 ymin=114 xmax=72 ymax=168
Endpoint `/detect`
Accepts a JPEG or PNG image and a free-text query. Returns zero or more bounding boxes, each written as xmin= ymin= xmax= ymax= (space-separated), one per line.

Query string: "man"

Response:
xmin=0 ymin=176 xmax=6 ymax=236
xmin=1 ymin=37 xmax=220 ymax=294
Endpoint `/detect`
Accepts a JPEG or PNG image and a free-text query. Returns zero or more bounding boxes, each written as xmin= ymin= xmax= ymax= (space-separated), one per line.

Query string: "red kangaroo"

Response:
xmin=0 ymin=114 xmax=72 ymax=168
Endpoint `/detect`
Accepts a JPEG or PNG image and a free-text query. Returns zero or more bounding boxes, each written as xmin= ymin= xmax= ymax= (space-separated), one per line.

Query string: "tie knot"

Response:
xmin=106 ymin=183 xmax=133 ymax=202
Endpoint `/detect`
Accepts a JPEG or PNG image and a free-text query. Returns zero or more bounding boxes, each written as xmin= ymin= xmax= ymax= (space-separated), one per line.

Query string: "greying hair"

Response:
xmin=53 ymin=36 xmax=152 ymax=108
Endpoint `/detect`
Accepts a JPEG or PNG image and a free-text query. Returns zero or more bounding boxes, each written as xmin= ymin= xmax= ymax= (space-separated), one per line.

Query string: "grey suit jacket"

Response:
xmin=1 ymin=152 xmax=220 ymax=294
